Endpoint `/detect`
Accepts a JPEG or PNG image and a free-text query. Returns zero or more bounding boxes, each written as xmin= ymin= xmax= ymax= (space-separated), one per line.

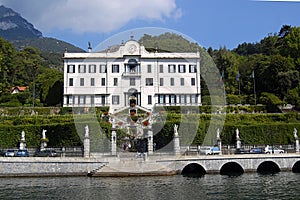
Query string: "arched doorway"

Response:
xmin=126 ymin=88 xmax=140 ymax=107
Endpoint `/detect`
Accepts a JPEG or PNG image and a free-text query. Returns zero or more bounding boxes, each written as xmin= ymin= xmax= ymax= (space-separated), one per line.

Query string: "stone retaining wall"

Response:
xmin=0 ymin=157 xmax=107 ymax=177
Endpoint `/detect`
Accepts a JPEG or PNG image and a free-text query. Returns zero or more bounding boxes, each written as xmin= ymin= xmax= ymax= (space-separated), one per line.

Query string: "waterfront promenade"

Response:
xmin=1 ymin=152 xmax=300 ymax=177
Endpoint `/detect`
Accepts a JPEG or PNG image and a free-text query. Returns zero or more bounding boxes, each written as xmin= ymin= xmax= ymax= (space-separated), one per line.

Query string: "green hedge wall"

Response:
xmin=0 ymin=112 xmax=300 ymax=148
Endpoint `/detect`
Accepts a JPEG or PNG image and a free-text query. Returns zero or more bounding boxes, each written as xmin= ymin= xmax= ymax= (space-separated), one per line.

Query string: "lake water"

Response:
xmin=0 ymin=172 xmax=298 ymax=200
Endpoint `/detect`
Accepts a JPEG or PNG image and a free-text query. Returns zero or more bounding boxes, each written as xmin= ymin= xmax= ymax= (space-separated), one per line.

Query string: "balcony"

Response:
xmin=122 ymin=71 xmax=141 ymax=77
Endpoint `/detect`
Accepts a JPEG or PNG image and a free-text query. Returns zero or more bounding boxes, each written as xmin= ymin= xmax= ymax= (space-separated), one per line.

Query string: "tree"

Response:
xmin=260 ymin=34 xmax=279 ymax=56
xmin=280 ymin=27 xmax=300 ymax=68
xmin=139 ymin=32 xmax=199 ymax=52
xmin=211 ymin=47 xmax=245 ymax=95
xmin=36 ymin=68 xmax=63 ymax=106
xmin=278 ymin=70 xmax=299 ymax=100
xmin=255 ymin=55 xmax=294 ymax=98
xmin=0 ymin=37 xmax=16 ymax=95
xmin=233 ymin=42 xmax=260 ymax=56
xmin=19 ymin=47 xmax=43 ymax=107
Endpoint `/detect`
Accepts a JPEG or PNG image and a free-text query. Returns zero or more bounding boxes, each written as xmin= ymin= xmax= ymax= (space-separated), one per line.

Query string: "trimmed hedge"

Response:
xmin=0 ymin=112 xmax=300 ymax=148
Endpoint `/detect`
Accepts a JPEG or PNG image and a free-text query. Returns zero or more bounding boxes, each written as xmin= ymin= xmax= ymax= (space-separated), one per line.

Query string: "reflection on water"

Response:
xmin=0 ymin=172 xmax=299 ymax=200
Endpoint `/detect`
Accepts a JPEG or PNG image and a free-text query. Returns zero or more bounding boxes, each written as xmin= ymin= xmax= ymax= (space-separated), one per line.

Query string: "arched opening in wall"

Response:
xmin=292 ymin=161 xmax=300 ymax=173
xmin=181 ymin=163 xmax=206 ymax=177
xmin=257 ymin=161 xmax=280 ymax=174
xmin=220 ymin=162 xmax=244 ymax=176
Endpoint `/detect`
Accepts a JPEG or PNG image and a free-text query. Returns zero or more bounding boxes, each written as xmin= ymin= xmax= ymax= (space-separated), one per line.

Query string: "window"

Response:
xmin=101 ymin=95 xmax=106 ymax=105
xmin=112 ymin=95 xmax=120 ymax=105
xmin=168 ymin=64 xmax=176 ymax=73
xmin=191 ymin=78 xmax=196 ymax=86
xmin=180 ymin=95 xmax=186 ymax=104
xmin=79 ymin=65 xmax=86 ymax=73
xmin=67 ymin=65 xmax=75 ymax=73
xmin=113 ymin=78 xmax=118 ymax=86
xmin=146 ymin=78 xmax=153 ymax=86
xmin=80 ymin=78 xmax=84 ymax=86
xmin=170 ymin=78 xmax=174 ymax=86
xmin=159 ymin=64 xmax=164 ymax=73
xmin=89 ymin=64 xmax=96 ymax=73
xmin=178 ymin=64 xmax=186 ymax=73
xmin=100 ymin=64 xmax=106 ymax=73
xmin=91 ymin=78 xmax=95 ymax=86
xmin=78 ymin=96 xmax=86 ymax=105
xmin=90 ymin=96 xmax=95 ymax=105
xmin=189 ymin=65 xmax=197 ymax=73
xmin=170 ymin=95 xmax=176 ymax=104
xmin=159 ymin=95 xmax=165 ymax=104
xmin=101 ymin=78 xmax=105 ymax=86
xmin=180 ymin=78 xmax=184 ymax=86
xmin=112 ymin=64 xmax=119 ymax=73
xmin=147 ymin=64 xmax=151 ymax=73
xmin=148 ymin=95 xmax=152 ymax=104
xmin=69 ymin=78 xmax=73 ymax=86
xmin=67 ymin=96 xmax=73 ymax=105
xmin=130 ymin=78 xmax=135 ymax=86
xmin=191 ymin=95 xmax=197 ymax=104
xmin=160 ymin=78 xmax=164 ymax=86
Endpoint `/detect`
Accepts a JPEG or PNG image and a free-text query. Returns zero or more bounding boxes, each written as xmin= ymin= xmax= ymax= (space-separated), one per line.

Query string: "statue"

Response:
xmin=85 ymin=125 xmax=89 ymax=138
xmin=136 ymin=125 xmax=143 ymax=138
xmin=294 ymin=128 xmax=298 ymax=139
xmin=21 ymin=131 xmax=25 ymax=141
xmin=174 ymin=124 xmax=179 ymax=137
xmin=19 ymin=130 xmax=26 ymax=150
xmin=42 ymin=129 xmax=47 ymax=139
xmin=216 ymin=128 xmax=220 ymax=139
xmin=236 ymin=128 xmax=240 ymax=139
xmin=110 ymin=116 xmax=116 ymax=128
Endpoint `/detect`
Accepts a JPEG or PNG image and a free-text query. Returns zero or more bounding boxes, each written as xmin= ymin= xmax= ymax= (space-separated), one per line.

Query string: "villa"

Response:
xmin=63 ymin=37 xmax=201 ymax=112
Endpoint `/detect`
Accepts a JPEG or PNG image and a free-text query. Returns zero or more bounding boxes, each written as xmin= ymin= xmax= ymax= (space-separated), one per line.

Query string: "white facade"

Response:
xmin=63 ymin=39 xmax=201 ymax=112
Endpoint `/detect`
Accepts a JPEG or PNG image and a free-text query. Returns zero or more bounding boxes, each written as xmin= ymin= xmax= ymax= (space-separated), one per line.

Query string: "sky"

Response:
xmin=0 ymin=0 xmax=300 ymax=51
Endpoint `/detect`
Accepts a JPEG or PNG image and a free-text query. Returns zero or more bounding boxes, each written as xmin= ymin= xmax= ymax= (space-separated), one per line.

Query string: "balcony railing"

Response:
xmin=122 ymin=71 xmax=141 ymax=77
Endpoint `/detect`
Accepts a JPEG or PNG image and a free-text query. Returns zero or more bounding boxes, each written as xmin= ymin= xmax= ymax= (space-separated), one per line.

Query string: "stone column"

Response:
xmin=83 ymin=125 xmax=90 ymax=158
xmin=147 ymin=125 xmax=153 ymax=155
xmin=174 ymin=124 xmax=180 ymax=155
xmin=216 ymin=128 xmax=222 ymax=155
xmin=40 ymin=141 xmax=47 ymax=151
xmin=111 ymin=124 xmax=117 ymax=156
xmin=174 ymin=135 xmax=180 ymax=155
xmin=108 ymin=116 xmax=117 ymax=156
xmin=294 ymin=128 xmax=299 ymax=153
xmin=61 ymin=147 xmax=66 ymax=157
xmin=236 ymin=128 xmax=241 ymax=149
xmin=40 ymin=129 xmax=48 ymax=151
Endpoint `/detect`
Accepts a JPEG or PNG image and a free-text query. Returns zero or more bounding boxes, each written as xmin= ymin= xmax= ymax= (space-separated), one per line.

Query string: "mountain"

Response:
xmin=0 ymin=5 xmax=84 ymax=53
xmin=11 ymin=37 xmax=84 ymax=53
xmin=0 ymin=5 xmax=42 ymax=40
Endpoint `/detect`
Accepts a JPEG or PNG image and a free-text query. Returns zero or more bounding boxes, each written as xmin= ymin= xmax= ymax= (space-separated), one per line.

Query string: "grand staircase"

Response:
xmin=88 ymin=153 xmax=177 ymax=177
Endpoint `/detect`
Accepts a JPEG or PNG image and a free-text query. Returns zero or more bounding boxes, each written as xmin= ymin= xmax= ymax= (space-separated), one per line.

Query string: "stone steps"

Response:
xmin=91 ymin=160 xmax=177 ymax=177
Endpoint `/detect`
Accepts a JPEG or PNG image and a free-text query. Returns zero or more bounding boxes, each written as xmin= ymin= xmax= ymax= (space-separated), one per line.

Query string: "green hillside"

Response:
xmin=12 ymin=37 xmax=84 ymax=53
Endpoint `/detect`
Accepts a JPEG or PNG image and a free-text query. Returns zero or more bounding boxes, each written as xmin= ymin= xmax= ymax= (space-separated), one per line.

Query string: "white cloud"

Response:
xmin=0 ymin=0 xmax=181 ymax=33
